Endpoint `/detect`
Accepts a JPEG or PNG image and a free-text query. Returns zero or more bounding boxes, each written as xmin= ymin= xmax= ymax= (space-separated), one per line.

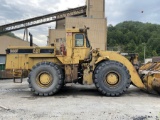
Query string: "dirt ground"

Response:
xmin=0 ymin=79 xmax=160 ymax=120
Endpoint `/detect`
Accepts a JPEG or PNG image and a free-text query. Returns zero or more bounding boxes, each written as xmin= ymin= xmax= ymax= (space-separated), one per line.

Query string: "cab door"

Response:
xmin=72 ymin=33 xmax=91 ymax=63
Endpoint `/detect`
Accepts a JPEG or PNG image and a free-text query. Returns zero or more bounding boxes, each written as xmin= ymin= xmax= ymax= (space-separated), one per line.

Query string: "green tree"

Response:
xmin=107 ymin=21 xmax=160 ymax=62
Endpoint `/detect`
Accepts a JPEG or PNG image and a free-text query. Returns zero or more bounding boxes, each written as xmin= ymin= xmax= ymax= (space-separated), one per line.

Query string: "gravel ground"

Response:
xmin=0 ymin=78 xmax=160 ymax=120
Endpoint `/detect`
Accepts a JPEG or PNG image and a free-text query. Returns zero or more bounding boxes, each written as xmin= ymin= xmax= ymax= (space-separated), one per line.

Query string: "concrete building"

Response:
xmin=152 ymin=57 xmax=160 ymax=62
xmin=56 ymin=19 xmax=66 ymax=29
xmin=49 ymin=0 xmax=107 ymax=50
xmin=145 ymin=58 xmax=152 ymax=64
xmin=86 ymin=0 xmax=105 ymax=18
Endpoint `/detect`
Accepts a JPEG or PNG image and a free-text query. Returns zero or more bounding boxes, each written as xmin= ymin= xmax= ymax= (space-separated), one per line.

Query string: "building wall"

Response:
xmin=65 ymin=17 xmax=107 ymax=50
xmin=55 ymin=0 xmax=105 ymax=29
xmin=48 ymin=29 xmax=66 ymax=45
xmin=86 ymin=0 xmax=105 ymax=18
xmin=145 ymin=58 xmax=152 ymax=64
xmin=56 ymin=19 xmax=65 ymax=29
xmin=152 ymin=57 xmax=160 ymax=62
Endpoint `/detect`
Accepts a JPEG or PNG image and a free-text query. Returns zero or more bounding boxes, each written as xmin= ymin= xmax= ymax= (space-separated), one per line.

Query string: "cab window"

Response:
xmin=75 ymin=34 xmax=84 ymax=47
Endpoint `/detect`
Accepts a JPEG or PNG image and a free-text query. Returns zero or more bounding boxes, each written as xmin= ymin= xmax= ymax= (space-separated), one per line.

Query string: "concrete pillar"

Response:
xmin=86 ymin=0 xmax=105 ymax=18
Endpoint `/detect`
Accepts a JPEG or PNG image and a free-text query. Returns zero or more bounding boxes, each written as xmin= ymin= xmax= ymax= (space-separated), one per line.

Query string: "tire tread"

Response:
xmin=93 ymin=60 xmax=131 ymax=96
xmin=28 ymin=62 xmax=64 ymax=96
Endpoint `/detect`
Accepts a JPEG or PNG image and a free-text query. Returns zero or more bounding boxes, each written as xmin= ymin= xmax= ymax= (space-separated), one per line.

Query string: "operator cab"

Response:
xmin=71 ymin=27 xmax=92 ymax=62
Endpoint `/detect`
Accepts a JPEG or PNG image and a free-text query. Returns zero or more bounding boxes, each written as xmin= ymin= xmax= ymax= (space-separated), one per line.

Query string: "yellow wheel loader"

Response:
xmin=4 ymin=27 xmax=160 ymax=96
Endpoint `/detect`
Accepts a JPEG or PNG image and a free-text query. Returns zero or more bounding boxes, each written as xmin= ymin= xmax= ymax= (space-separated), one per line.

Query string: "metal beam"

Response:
xmin=0 ymin=6 xmax=86 ymax=34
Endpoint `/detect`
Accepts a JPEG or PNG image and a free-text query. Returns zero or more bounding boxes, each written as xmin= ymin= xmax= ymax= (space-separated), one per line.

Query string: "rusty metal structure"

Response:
xmin=0 ymin=6 xmax=86 ymax=34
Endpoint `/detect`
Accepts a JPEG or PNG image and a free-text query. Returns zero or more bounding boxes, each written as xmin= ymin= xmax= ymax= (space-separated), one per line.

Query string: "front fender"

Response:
xmin=96 ymin=51 xmax=146 ymax=90
xmin=95 ymin=56 xmax=109 ymax=64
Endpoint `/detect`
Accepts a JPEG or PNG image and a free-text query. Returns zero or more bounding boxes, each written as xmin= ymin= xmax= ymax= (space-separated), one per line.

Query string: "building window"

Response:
xmin=75 ymin=34 xmax=84 ymax=47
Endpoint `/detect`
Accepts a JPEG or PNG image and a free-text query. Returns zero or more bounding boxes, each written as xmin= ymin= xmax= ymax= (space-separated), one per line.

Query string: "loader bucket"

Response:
xmin=152 ymin=77 xmax=160 ymax=94
xmin=139 ymin=62 xmax=160 ymax=94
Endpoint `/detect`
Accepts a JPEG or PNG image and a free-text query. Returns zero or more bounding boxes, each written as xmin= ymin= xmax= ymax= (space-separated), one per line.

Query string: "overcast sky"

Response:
xmin=0 ymin=0 xmax=160 ymax=46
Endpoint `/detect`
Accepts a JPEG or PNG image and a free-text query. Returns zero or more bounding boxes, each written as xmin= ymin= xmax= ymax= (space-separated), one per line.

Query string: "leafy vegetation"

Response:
xmin=107 ymin=21 xmax=160 ymax=61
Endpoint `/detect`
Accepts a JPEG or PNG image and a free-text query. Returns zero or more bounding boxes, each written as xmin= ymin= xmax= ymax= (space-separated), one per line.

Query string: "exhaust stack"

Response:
xmin=29 ymin=32 xmax=33 ymax=46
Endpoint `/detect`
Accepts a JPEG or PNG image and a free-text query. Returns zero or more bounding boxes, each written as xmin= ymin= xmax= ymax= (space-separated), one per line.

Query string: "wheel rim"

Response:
xmin=36 ymin=72 xmax=53 ymax=88
xmin=105 ymin=72 xmax=120 ymax=86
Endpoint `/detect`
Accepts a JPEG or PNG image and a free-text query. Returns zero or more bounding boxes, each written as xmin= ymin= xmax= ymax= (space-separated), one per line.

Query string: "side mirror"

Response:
xmin=79 ymin=26 xmax=90 ymax=32
xmin=84 ymin=25 xmax=90 ymax=30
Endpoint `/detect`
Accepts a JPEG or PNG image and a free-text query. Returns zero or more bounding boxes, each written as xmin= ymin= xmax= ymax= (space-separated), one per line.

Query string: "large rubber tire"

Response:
xmin=28 ymin=62 xmax=64 ymax=96
xmin=93 ymin=60 xmax=131 ymax=96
